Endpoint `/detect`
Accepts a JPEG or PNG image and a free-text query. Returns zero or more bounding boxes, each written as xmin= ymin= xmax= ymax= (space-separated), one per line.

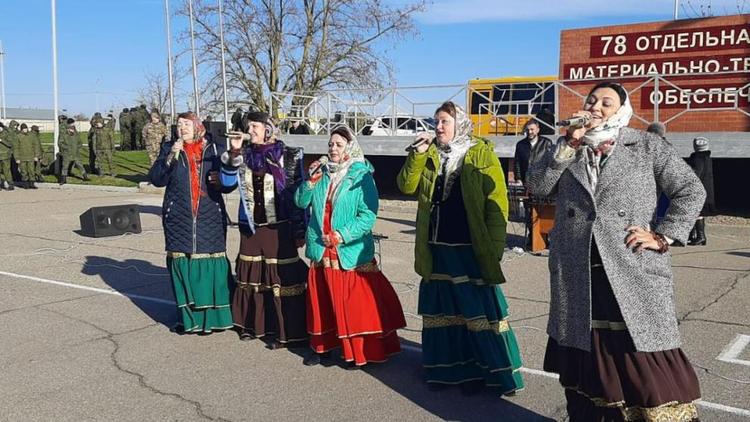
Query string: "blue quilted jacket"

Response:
xmin=149 ymin=140 xmax=231 ymax=254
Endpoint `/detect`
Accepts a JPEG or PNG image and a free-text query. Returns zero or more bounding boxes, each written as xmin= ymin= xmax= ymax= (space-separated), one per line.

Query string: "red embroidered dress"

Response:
xmin=306 ymin=200 xmax=406 ymax=366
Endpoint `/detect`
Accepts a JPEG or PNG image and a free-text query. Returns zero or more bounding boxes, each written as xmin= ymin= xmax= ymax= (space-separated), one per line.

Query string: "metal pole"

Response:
xmin=674 ymin=0 xmax=679 ymax=19
xmin=164 ymin=0 xmax=176 ymax=124
xmin=187 ymin=0 xmax=200 ymax=115
xmin=218 ymin=0 xmax=230 ymax=132
xmin=51 ymin=0 xmax=59 ymax=156
xmin=654 ymin=75 xmax=660 ymax=122
xmin=0 ymin=40 xmax=6 ymax=119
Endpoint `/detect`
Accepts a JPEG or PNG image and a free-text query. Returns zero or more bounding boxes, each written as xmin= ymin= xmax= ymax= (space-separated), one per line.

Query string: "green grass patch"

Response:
xmin=37 ymin=132 xmax=150 ymax=187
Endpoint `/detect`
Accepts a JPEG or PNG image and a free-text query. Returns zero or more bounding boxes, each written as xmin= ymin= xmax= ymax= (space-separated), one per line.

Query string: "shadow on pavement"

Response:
xmin=363 ymin=338 xmax=555 ymax=421
xmin=80 ymin=255 xmax=176 ymax=329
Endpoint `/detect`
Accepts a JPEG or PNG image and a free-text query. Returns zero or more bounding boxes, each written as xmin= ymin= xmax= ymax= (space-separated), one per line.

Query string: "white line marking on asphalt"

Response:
xmin=717 ymin=334 xmax=750 ymax=367
xmin=3 ymin=270 xmax=750 ymax=418
xmin=0 ymin=270 xmax=175 ymax=306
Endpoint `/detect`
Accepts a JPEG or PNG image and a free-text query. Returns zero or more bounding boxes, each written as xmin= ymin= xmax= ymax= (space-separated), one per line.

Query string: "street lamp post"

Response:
xmin=51 ymin=0 xmax=60 ymax=157
xmin=187 ymin=0 xmax=200 ymax=116
xmin=164 ymin=0 xmax=176 ymax=125
xmin=0 ymin=40 xmax=6 ymax=120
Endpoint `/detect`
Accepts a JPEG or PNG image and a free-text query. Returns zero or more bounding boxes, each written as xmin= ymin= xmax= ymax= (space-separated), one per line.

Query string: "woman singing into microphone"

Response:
xmin=528 ymin=81 xmax=704 ymax=421
xmin=295 ymin=126 xmax=406 ymax=368
xmin=398 ymin=101 xmax=524 ymax=396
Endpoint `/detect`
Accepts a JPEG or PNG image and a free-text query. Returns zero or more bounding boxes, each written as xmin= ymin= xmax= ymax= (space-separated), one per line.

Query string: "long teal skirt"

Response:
xmin=418 ymin=244 xmax=524 ymax=394
xmin=167 ymin=252 xmax=234 ymax=333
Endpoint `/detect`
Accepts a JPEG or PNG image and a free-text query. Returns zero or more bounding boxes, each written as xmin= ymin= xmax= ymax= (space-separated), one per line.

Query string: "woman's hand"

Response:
xmin=171 ymin=139 xmax=184 ymax=155
xmin=565 ymin=111 xmax=592 ymax=149
xmin=307 ymin=158 xmax=325 ymax=185
xmin=322 ymin=231 xmax=343 ymax=247
xmin=625 ymin=226 xmax=660 ymax=253
xmin=226 ymin=131 xmax=249 ymax=150
xmin=413 ymin=133 xmax=433 ymax=154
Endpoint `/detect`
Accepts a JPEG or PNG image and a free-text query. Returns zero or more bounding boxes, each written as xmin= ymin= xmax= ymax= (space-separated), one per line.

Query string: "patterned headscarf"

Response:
xmin=581 ymin=88 xmax=633 ymax=191
xmin=436 ymin=102 xmax=476 ymax=200
xmin=327 ymin=126 xmax=366 ymax=200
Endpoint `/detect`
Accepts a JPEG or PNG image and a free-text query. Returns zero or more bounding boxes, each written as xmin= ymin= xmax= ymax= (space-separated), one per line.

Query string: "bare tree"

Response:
xmin=680 ymin=0 xmax=748 ymax=18
xmin=137 ymin=71 xmax=171 ymax=114
xmin=177 ymin=0 xmax=426 ymax=116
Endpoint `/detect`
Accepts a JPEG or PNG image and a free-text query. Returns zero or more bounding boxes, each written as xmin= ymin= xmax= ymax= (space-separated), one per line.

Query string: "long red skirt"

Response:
xmin=307 ymin=244 xmax=406 ymax=366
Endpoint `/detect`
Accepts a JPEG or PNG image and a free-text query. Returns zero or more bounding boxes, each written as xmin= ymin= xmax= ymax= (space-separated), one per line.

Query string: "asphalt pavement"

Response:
xmin=0 ymin=186 xmax=748 ymax=421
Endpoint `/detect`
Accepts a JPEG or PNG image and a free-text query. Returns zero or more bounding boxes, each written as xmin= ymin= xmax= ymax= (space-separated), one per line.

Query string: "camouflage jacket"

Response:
xmin=142 ymin=122 xmax=169 ymax=149
xmin=0 ymin=131 xmax=12 ymax=160
xmin=90 ymin=128 xmax=114 ymax=151
xmin=14 ymin=132 xmax=37 ymax=161
xmin=60 ymin=129 xmax=81 ymax=158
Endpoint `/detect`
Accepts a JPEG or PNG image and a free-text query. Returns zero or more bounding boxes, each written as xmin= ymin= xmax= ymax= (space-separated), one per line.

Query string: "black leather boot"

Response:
xmin=690 ymin=219 xmax=707 ymax=246
xmin=59 ymin=175 xmax=67 ymax=185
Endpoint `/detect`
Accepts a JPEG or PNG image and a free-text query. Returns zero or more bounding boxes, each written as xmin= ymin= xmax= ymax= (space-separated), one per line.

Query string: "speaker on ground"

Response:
xmin=79 ymin=204 xmax=142 ymax=238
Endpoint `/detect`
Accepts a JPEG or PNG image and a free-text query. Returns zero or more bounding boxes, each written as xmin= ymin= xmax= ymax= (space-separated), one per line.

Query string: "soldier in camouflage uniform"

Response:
xmin=13 ymin=124 xmax=39 ymax=188
xmin=119 ymin=108 xmax=132 ymax=151
xmin=134 ymin=105 xmax=150 ymax=150
xmin=89 ymin=116 xmax=116 ymax=176
xmin=30 ymin=125 xmax=45 ymax=182
xmin=142 ymin=110 xmax=169 ymax=165
xmin=58 ymin=118 xmax=88 ymax=185
xmin=0 ymin=123 xmax=14 ymax=190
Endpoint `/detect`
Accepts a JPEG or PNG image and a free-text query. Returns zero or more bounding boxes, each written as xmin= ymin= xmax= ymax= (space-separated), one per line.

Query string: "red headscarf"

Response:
xmin=178 ymin=112 xmax=206 ymax=216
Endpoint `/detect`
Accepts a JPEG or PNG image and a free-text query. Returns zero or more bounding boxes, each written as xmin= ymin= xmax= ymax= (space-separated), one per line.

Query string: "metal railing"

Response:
xmin=270 ymin=70 xmax=750 ymax=137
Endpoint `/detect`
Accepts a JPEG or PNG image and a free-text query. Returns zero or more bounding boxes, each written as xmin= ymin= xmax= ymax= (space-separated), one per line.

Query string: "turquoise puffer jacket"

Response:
xmin=294 ymin=160 xmax=378 ymax=270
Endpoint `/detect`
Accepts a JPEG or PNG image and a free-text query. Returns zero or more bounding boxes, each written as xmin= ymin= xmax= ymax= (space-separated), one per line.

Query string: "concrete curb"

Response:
xmin=33 ymin=182 xmax=138 ymax=193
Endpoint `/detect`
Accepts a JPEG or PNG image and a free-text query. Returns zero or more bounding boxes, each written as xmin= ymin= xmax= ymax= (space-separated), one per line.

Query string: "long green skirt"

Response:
xmin=167 ymin=252 xmax=234 ymax=333
xmin=418 ymin=244 xmax=524 ymax=394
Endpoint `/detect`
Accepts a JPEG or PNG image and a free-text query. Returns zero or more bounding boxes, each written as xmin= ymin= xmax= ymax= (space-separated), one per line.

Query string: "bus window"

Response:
xmin=471 ymin=91 xmax=491 ymax=114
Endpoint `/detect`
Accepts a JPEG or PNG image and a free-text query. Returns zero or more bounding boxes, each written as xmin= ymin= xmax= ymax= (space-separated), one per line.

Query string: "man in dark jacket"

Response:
xmin=513 ymin=119 xmax=553 ymax=185
xmin=687 ymin=137 xmax=715 ymax=246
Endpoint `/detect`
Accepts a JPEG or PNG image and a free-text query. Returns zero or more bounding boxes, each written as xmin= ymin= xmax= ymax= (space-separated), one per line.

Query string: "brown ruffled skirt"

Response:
xmin=232 ymin=221 xmax=309 ymax=343
xmin=543 ymin=263 xmax=701 ymax=422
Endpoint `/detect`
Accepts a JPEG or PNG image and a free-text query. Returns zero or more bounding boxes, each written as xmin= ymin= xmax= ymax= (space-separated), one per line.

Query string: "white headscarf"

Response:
xmin=437 ymin=103 xmax=476 ymax=200
xmin=326 ymin=125 xmax=366 ymax=200
xmin=581 ymin=87 xmax=633 ymax=191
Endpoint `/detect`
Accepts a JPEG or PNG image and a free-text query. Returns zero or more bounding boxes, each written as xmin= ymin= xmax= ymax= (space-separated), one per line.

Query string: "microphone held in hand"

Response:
xmin=555 ymin=115 xmax=591 ymax=127
xmin=308 ymin=156 xmax=329 ymax=178
xmin=405 ymin=135 xmax=434 ymax=152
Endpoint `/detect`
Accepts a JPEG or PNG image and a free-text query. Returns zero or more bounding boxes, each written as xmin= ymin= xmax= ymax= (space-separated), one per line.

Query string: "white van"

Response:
xmin=362 ymin=115 xmax=435 ymax=136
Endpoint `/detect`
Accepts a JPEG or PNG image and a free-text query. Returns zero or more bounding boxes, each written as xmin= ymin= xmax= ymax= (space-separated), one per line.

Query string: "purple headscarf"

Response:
xmin=244 ymin=142 xmax=286 ymax=192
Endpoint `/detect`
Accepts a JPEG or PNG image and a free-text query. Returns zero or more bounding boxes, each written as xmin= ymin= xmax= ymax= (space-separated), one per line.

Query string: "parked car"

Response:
xmin=362 ymin=115 xmax=435 ymax=136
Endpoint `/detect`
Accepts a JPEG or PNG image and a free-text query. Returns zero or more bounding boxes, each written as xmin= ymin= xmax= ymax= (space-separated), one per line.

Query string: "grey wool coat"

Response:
xmin=527 ymin=127 xmax=706 ymax=352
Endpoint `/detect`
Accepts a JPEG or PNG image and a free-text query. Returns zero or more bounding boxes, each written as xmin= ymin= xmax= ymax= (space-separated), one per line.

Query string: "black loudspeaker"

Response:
xmin=79 ymin=204 xmax=142 ymax=238
xmin=203 ymin=121 xmax=227 ymax=145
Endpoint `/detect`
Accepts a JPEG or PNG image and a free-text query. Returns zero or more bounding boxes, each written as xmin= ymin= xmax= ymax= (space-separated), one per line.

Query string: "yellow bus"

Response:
xmin=467 ymin=76 xmax=557 ymax=136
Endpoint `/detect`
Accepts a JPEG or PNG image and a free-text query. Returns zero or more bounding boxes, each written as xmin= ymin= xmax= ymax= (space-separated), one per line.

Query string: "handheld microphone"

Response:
xmin=555 ymin=115 xmax=591 ymax=127
xmin=308 ymin=156 xmax=329 ymax=177
xmin=405 ymin=135 xmax=434 ymax=152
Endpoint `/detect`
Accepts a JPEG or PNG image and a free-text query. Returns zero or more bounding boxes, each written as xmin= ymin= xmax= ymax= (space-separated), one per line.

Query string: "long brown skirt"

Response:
xmin=232 ymin=221 xmax=309 ymax=344
xmin=543 ymin=264 xmax=701 ymax=422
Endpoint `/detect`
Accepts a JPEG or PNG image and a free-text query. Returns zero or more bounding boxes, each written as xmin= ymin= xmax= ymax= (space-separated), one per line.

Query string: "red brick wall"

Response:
xmin=559 ymin=14 xmax=750 ymax=132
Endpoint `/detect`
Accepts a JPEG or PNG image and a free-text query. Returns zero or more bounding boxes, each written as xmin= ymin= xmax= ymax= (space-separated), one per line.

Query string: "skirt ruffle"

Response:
xmin=543 ymin=264 xmax=701 ymax=422
xmin=232 ymin=222 xmax=309 ymax=343
xmin=307 ymin=253 xmax=406 ymax=365
xmin=418 ymin=243 xmax=524 ymax=394
xmin=167 ymin=252 xmax=234 ymax=333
